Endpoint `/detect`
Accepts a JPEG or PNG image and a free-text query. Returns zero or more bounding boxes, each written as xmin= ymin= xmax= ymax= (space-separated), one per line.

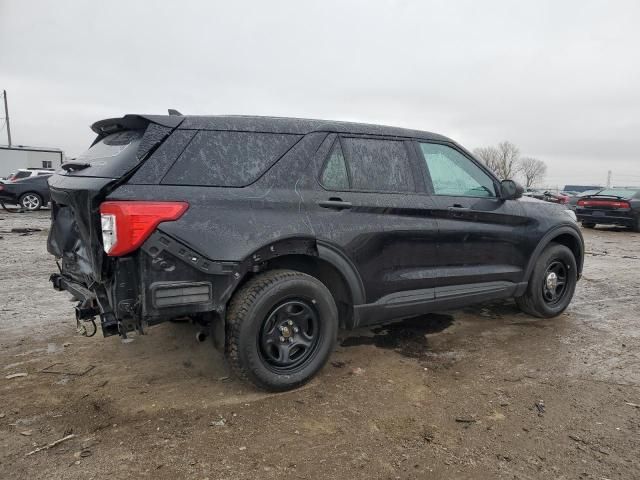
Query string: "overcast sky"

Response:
xmin=1 ymin=0 xmax=639 ymax=187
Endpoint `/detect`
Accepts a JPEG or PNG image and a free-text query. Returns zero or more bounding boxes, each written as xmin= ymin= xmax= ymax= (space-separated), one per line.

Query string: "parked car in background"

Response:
xmin=567 ymin=189 xmax=602 ymax=210
xmin=6 ymin=168 xmax=55 ymax=182
xmin=0 ymin=174 xmax=52 ymax=210
xmin=523 ymin=189 xmax=569 ymax=205
xmin=576 ymin=187 xmax=640 ymax=231
xmin=543 ymin=191 xmax=569 ymax=205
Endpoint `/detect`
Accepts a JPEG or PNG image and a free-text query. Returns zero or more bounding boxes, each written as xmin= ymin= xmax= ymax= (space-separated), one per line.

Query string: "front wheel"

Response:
xmin=516 ymin=243 xmax=578 ymax=318
xmin=19 ymin=192 xmax=43 ymax=211
xmin=225 ymin=269 xmax=338 ymax=391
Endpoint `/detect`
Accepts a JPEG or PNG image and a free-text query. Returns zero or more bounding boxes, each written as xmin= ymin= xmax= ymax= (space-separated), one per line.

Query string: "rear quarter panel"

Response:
xmin=108 ymin=132 xmax=327 ymax=262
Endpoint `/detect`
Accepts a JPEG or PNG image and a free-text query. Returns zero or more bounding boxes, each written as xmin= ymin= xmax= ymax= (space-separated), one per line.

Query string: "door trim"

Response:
xmin=352 ymin=281 xmax=527 ymax=328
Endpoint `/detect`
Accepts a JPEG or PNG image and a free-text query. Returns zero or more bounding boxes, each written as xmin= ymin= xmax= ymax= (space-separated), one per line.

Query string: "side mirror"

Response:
xmin=500 ymin=179 xmax=524 ymax=200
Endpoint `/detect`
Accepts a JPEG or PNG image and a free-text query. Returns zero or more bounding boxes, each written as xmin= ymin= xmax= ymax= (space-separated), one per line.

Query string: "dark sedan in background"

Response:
xmin=0 ymin=174 xmax=52 ymax=210
xmin=576 ymin=187 xmax=640 ymax=231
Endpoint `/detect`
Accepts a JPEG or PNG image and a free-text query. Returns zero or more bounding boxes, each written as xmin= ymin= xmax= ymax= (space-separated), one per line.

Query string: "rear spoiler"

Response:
xmin=90 ymin=114 xmax=185 ymax=139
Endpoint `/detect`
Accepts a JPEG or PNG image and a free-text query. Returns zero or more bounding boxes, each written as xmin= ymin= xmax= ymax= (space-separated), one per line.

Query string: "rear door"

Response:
xmin=415 ymin=141 xmax=529 ymax=287
xmin=309 ymin=134 xmax=439 ymax=304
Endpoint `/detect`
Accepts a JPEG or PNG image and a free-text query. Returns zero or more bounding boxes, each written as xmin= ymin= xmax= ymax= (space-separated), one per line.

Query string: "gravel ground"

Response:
xmin=1 ymin=210 xmax=639 ymax=479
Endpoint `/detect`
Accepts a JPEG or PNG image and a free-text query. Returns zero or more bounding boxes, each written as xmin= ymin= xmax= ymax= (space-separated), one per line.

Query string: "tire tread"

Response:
xmin=225 ymin=269 xmax=326 ymax=388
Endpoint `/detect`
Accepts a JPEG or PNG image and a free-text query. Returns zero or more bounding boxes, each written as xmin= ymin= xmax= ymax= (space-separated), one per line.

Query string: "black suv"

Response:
xmin=47 ymin=114 xmax=584 ymax=391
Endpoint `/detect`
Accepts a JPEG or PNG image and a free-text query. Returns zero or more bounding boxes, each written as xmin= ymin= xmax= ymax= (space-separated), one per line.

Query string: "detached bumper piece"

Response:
xmin=50 ymin=273 xmax=94 ymax=302
xmin=50 ymin=273 xmax=118 ymax=337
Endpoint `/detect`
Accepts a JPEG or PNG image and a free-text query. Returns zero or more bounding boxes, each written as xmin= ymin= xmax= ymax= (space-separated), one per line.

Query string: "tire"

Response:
xmin=19 ymin=192 xmax=43 ymax=211
xmin=632 ymin=216 xmax=640 ymax=233
xmin=516 ymin=243 xmax=577 ymax=318
xmin=225 ymin=269 xmax=338 ymax=391
xmin=581 ymin=222 xmax=596 ymax=229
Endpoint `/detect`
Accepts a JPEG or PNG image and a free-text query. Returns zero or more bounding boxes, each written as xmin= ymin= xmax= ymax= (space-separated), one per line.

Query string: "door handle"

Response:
xmin=318 ymin=198 xmax=352 ymax=210
xmin=448 ymin=205 xmax=469 ymax=211
xmin=447 ymin=205 xmax=470 ymax=217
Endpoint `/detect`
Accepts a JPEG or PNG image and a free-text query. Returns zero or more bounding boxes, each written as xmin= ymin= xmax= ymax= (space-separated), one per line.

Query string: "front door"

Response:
xmin=415 ymin=141 xmax=529 ymax=287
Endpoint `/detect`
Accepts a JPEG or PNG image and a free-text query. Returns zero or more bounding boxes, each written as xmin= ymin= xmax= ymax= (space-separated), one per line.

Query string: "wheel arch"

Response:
xmin=524 ymin=225 xmax=584 ymax=281
xmin=228 ymin=238 xmax=365 ymax=330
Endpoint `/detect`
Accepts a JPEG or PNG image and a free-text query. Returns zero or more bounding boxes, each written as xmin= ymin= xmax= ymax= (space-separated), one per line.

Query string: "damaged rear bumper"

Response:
xmin=50 ymin=231 xmax=243 ymax=338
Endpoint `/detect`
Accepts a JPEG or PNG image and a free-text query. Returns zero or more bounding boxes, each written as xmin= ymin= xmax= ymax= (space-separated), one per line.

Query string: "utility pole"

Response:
xmin=2 ymin=90 xmax=12 ymax=147
xmin=606 ymin=170 xmax=612 ymax=188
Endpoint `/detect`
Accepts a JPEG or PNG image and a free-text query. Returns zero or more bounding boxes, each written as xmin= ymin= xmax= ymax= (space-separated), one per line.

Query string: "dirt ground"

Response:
xmin=1 ymin=210 xmax=639 ymax=480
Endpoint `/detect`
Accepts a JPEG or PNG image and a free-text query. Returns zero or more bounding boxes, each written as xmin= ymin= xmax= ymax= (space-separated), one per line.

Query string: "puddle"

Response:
xmin=340 ymin=313 xmax=453 ymax=358
xmin=462 ymin=301 xmax=520 ymax=319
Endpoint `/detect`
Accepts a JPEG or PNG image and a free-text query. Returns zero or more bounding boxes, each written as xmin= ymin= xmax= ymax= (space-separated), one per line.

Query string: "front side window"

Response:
xmin=342 ymin=137 xmax=415 ymax=192
xmin=320 ymin=140 xmax=349 ymax=190
xmin=419 ymin=143 xmax=496 ymax=197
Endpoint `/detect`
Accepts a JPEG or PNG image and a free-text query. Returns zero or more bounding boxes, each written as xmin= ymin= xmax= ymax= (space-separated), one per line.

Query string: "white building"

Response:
xmin=0 ymin=145 xmax=64 ymax=178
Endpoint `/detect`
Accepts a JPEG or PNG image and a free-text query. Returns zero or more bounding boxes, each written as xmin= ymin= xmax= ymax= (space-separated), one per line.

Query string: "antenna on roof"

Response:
xmin=168 ymin=109 xmax=183 ymax=116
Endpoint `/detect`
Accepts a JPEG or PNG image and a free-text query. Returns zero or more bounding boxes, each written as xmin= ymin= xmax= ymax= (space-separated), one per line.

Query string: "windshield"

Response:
xmin=594 ymin=188 xmax=639 ymax=198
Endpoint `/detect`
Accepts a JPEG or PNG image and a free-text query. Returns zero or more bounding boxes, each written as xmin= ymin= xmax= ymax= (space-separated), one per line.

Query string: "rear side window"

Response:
xmin=162 ymin=131 xmax=301 ymax=187
xmin=12 ymin=171 xmax=31 ymax=180
xmin=341 ymin=137 xmax=415 ymax=192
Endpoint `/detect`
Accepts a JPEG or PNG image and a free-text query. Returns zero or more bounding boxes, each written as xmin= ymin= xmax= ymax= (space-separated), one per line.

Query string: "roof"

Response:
xmin=0 ymin=144 xmax=63 ymax=154
xmin=91 ymin=114 xmax=451 ymax=142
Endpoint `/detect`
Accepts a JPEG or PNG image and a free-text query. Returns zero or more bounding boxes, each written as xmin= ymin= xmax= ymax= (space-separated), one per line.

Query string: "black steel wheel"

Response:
xmin=258 ymin=299 xmax=321 ymax=373
xmin=541 ymin=261 xmax=568 ymax=306
xmin=516 ymin=243 xmax=578 ymax=318
xmin=226 ymin=269 xmax=338 ymax=391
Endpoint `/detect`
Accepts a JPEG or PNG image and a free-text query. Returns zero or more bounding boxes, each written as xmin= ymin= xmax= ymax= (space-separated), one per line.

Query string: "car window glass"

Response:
xmin=13 ymin=171 xmax=30 ymax=179
xmin=594 ymin=188 xmax=638 ymax=198
xmin=342 ymin=137 xmax=415 ymax=192
xmin=163 ymin=131 xmax=301 ymax=187
xmin=419 ymin=143 xmax=495 ymax=197
xmin=320 ymin=141 xmax=349 ymax=190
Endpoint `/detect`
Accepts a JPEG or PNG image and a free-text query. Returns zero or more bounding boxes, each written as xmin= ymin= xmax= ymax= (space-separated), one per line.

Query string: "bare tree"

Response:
xmin=520 ymin=157 xmax=547 ymax=188
xmin=473 ymin=141 xmax=520 ymax=180
xmin=473 ymin=146 xmax=501 ymax=173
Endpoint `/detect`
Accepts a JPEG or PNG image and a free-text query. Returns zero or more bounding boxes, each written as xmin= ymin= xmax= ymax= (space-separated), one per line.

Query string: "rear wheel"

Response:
xmin=19 ymin=192 xmax=43 ymax=211
xmin=516 ymin=243 xmax=577 ymax=318
xmin=581 ymin=222 xmax=596 ymax=229
xmin=633 ymin=216 xmax=640 ymax=233
xmin=225 ymin=269 xmax=338 ymax=391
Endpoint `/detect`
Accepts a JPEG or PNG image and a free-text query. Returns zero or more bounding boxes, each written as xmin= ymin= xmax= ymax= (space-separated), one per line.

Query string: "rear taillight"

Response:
xmin=99 ymin=201 xmax=189 ymax=256
xmin=577 ymin=199 xmax=630 ymax=209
